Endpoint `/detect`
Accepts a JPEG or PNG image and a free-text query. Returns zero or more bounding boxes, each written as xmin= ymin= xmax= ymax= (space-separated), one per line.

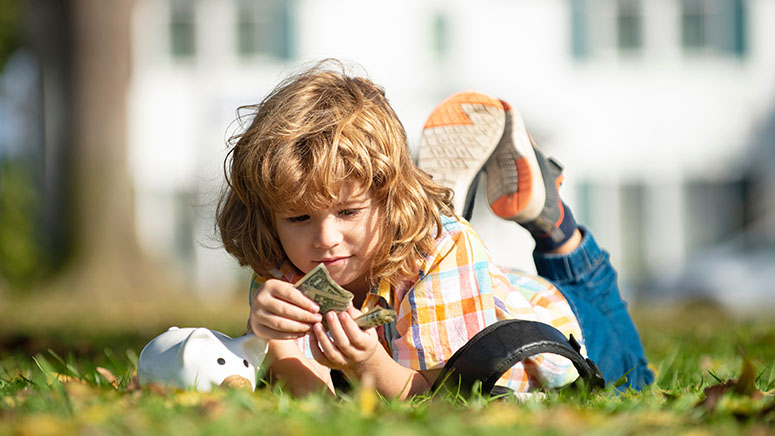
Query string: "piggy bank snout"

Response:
xmin=220 ymin=374 xmax=253 ymax=390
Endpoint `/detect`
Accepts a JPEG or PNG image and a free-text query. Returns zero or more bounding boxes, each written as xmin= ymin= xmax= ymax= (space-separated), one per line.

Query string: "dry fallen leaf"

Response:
xmin=697 ymin=357 xmax=767 ymax=415
xmin=142 ymin=382 xmax=172 ymax=396
xmin=63 ymin=380 xmax=95 ymax=403
xmin=125 ymin=374 xmax=141 ymax=393
xmin=96 ymin=367 xmax=119 ymax=388
xmin=732 ymin=357 xmax=757 ymax=397
xmin=52 ymin=372 xmax=79 ymax=384
xmin=699 ymin=381 xmax=735 ymax=411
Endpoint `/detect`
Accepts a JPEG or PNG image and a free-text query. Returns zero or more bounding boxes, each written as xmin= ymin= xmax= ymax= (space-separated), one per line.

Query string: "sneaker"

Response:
xmin=485 ymin=102 xmax=567 ymax=242
xmin=418 ymin=91 xmax=506 ymax=219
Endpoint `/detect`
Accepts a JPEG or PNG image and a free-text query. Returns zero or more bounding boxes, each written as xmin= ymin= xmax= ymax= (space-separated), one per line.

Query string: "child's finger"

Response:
xmin=248 ymin=320 xmax=306 ymax=340
xmin=263 ymin=280 xmax=320 ymax=313
xmin=258 ymin=311 xmax=316 ymax=334
xmin=345 ymin=303 xmax=362 ymax=318
xmin=312 ymin=323 xmax=346 ymax=366
xmin=309 ymin=330 xmax=332 ymax=366
xmin=339 ymin=312 xmax=371 ymax=349
xmin=325 ymin=311 xmax=352 ymax=350
xmin=266 ymin=300 xmax=323 ymax=324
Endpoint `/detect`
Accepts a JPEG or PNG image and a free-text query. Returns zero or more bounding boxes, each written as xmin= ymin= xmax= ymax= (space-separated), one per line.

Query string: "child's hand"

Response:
xmin=249 ymin=279 xmax=323 ymax=340
xmin=310 ymin=304 xmax=380 ymax=371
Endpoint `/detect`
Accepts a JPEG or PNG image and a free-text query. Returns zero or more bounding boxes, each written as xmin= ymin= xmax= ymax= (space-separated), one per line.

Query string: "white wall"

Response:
xmin=128 ymin=0 xmax=775 ymax=295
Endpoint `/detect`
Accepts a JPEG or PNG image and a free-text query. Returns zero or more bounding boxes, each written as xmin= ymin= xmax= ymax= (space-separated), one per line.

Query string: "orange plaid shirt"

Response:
xmin=250 ymin=215 xmax=584 ymax=392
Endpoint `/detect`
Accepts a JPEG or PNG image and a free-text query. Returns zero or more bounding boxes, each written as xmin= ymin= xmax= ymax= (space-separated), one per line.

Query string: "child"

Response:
xmin=216 ymin=62 xmax=653 ymax=398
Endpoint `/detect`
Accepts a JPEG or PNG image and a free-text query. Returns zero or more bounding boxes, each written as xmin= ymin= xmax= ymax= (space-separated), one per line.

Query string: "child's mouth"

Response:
xmin=318 ymin=256 xmax=350 ymax=266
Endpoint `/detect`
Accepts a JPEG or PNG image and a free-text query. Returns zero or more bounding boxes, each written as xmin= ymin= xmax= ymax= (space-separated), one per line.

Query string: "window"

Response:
xmin=236 ymin=0 xmax=293 ymax=59
xmin=683 ymin=180 xmax=746 ymax=252
xmin=680 ymin=0 xmax=746 ymax=57
xmin=681 ymin=0 xmax=706 ymax=49
xmin=570 ymin=0 xmax=589 ymax=59
xmin=570 ymin=0 xmax=643 ymax=59
xmin=616 ymin=0 xmax=642 ymax=52
xmin=431 ymin=13 xmax=449 ymax=61
xmin=570 ymin=0 xmax=747 ymax=60
xmin=170 ymin=0 xmax=196 ymax=58
xmin=620 ymin=183 xmax=647 ymax=285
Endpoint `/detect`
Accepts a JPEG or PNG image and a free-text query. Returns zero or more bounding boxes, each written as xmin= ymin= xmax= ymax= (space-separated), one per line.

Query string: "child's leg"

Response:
xmin=486 ymin=104 xmax=653 ymax=390
xmin=533 ymin=228 xmax=654 ymax=389
xmin=418 ymin=91 xmax=653 ymax=389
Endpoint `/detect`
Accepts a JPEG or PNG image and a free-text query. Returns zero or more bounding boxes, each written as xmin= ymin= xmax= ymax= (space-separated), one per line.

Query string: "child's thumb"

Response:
xmin=346 ymin=303 xmax=362 ymax=316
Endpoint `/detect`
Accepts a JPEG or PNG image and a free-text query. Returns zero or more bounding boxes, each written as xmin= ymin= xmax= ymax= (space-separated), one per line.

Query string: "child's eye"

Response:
xmin=287 ymin=215 xmax=310 ymax=223
xmin=338 ymin=209 xmax=360 ymax=217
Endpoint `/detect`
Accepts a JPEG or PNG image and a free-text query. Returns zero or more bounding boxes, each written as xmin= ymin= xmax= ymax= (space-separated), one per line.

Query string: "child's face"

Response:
xmin=273 ymin=182 xmax=383 ymax=295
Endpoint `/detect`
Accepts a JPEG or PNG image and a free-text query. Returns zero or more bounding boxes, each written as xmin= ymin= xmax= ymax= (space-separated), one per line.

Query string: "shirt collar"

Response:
xmin=361 ymin=277 xmax=393 ymax=311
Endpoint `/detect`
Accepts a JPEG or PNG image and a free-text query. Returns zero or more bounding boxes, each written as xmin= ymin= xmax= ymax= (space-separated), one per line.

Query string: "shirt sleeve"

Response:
xmin=248 ymin=272 xmax=265 ymax=306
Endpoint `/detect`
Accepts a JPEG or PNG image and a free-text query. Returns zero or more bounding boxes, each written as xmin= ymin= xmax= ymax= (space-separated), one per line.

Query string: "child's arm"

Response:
xmin=310 ymin=306 xmax=441 ymax=399
xmin=249 ymin=279 xmax=337 ymax=395
xmin=264 ymin=339 xmax=336 ymax=396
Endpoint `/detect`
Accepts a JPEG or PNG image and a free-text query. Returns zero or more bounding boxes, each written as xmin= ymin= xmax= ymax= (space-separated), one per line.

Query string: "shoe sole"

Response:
xmin=485 ymin=102 xmax=546 ymax=222
xmin=418 ymin=92 xmax=506 ymax=214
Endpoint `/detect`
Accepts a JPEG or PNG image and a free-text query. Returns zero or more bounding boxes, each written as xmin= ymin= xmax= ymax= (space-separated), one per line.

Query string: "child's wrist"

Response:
xmin=267 ymin=338 xmax=305 ymax=359
xmin=343 ymin=343 xmax=385 ymax=379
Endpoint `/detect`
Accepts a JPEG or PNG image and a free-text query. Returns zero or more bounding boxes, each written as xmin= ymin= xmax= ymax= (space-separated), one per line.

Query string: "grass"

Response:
xmin=1 ymin=293 xmax=774 ymax=435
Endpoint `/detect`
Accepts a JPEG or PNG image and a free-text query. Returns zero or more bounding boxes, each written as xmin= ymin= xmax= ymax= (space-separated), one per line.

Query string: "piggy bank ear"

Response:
xmin=238 ymin=333 xmax=268 ymax=367
xmin=178 ymin=328 xmax=220 ymax=367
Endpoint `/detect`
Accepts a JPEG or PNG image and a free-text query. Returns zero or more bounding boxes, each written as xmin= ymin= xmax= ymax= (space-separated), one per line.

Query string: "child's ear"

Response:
xmin=178 ymin=328 xmax=220 ymax=366
xmin=238 ymin=333 xmax=268 ymax=367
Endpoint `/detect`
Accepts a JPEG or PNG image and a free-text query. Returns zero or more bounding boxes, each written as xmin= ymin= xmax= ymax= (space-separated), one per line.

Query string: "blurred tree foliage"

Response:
xmin=0 ymin=0 xmax=42 ymax=291
xmin=0 ymin=160 xmax=45 ymax=289
xmin=0 ymin=0 xmax=23 ymax=69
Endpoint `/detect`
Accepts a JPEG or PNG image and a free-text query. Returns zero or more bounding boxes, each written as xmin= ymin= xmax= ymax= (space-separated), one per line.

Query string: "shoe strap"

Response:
xmin=432 ymin=319 xmax=605 ymax=396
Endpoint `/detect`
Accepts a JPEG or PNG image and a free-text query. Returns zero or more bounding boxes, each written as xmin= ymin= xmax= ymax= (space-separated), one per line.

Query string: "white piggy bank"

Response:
xmin=138 ymin=327 xmax=268 ymax=392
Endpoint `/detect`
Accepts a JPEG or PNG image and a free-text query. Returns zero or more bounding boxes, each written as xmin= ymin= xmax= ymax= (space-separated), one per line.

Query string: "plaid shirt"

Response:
xmin=250 ymin=215 xmax=584 ymax=392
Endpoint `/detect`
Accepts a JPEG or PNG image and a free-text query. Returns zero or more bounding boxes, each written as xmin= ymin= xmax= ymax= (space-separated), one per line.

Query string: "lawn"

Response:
xmin=1 ymin=293 xmax=774 ymax=435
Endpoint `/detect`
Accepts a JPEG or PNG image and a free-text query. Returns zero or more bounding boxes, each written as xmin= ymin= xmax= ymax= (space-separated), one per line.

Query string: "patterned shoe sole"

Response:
xmin=418 ymin=92 xmax=506 ymax=214
xmin=485 ymin=103 xmax=547 ymax=223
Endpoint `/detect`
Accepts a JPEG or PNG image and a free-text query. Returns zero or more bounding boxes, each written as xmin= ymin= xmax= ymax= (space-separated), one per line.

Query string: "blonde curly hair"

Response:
xmin=217 ymin=61 xmax=454 ymax=289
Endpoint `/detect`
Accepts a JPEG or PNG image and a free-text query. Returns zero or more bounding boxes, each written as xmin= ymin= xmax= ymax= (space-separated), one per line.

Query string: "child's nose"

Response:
xmin=314 ymin=216 xmax=343 ymax=249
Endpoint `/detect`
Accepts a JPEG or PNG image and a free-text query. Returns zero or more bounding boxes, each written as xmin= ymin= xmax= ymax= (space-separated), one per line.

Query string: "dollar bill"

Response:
xmin=294 ymin=263 xmax=394 ymax=330
xmin=354 ymin=307 xmax=396 ymax=329
xmin=295 ymin=263 xmax=354 ymax=315
xmin=305 ymin=288 xmax=351 ymax=314
xmin=295 ymin=263 xmax=354 ymax=301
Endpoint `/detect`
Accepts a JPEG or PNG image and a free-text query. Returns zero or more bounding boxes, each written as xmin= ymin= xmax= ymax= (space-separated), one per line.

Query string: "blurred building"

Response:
xmin=127 ymin=0 xmax=774 ymax=298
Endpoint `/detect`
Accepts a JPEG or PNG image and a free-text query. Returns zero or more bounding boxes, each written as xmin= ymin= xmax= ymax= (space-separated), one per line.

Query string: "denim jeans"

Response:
xmin=533 ymin=227 xmax=654 ymax=390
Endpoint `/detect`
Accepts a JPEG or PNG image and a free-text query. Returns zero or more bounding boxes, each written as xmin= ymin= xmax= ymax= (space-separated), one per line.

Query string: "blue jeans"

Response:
xmin=533 ymin=227 xmax=654 ymax=390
